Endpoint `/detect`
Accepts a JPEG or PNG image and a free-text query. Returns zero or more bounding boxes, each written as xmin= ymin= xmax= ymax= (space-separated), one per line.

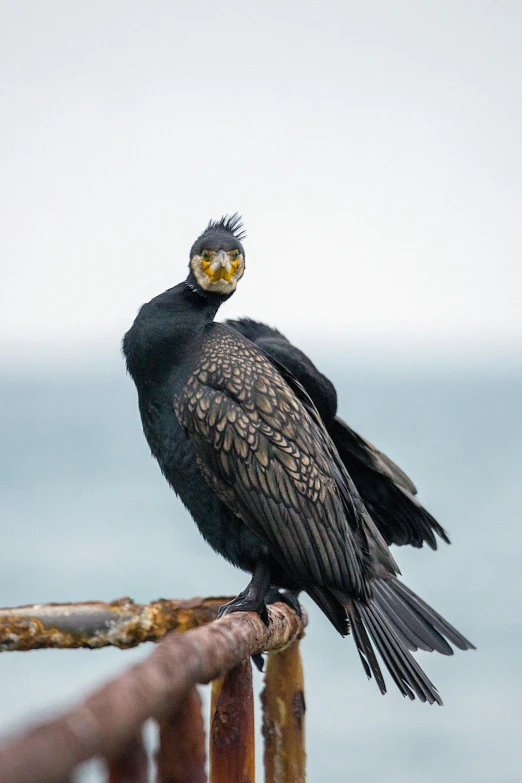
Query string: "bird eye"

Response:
xmin=231 ymin=250 xmax=239 ymax=260
xmin=202 ymin=251 xmax=210 ymax=261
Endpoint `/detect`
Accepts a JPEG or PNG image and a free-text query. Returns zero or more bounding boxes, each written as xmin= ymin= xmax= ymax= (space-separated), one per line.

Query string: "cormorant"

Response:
xmin=123 ymin=215 xmax=474 ymax=704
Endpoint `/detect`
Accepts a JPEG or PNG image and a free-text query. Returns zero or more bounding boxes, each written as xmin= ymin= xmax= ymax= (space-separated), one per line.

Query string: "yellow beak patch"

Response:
xmin=201 ymin=253 xmax=239 ymax=283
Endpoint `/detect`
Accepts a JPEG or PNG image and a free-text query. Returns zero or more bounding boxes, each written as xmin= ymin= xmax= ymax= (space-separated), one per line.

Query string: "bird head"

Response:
xmin=189 ymin=214 xmax=246 ymax=296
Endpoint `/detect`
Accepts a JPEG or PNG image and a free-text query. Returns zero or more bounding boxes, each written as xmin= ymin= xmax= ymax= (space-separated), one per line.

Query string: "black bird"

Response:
xmin=123 ymin=215 xmax=474 ymax=705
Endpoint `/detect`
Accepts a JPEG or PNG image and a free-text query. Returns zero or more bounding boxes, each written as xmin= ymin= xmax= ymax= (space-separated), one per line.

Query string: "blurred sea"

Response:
xmin=0 ymin=352 xmax=521 ymax=782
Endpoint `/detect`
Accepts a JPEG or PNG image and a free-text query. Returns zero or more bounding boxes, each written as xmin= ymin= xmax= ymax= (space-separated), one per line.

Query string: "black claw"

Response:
xmin=259 ymin=604 xmax=270 ymax=627
xmin=217 ymin=594 xmax=269 ymax=623
xmin=216 ymin=603 xmax=229 ymax=620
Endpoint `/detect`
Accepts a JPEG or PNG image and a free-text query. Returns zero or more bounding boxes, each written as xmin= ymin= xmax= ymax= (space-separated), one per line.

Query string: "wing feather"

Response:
xmin=226 ymin=319 xmax=450 ymax=550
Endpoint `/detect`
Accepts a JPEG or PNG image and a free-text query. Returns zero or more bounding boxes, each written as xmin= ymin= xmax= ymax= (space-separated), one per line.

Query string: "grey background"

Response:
xmin=1 ymin=0 xmax=520 ymax=358
xmin=1 ymin=2 xmax=521 ymax=781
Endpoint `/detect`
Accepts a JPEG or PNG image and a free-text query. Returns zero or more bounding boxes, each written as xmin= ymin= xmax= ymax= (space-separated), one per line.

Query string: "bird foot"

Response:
xmin=217 ymin=594 xmax=269 ymax=626
xmin=217 ymin=588 xmax=299 ymax=675
xmin=265 ymin=588 xmax=302 ymax=617
xmin=247 ymin=591 xmax=302 ymax=674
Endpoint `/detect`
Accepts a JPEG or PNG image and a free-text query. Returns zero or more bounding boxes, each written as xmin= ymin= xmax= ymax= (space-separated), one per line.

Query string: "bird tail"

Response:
xmin=308 ymin=579 xmax=474 ymax=704
xmin=343 ymin=595 xmax=444 ymax=704
xmin=372 ymin=577 xmax=475 ymax=654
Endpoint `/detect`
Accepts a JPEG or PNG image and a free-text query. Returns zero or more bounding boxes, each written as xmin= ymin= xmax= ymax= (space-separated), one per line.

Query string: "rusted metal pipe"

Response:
xmin=0 ymin=597 xmax=231 ymax=652
xmin=155 ymin=687 xmax=207 ymax=783
xmin=210 ymin=659 xmax=255 ymax=783
xmin=0 ymin=602 xmax=306 ymax=783
xmin=106 ymin=728 xmax=148 ymax=782
xmin=261 ymin=641 xmax=306 ymax=783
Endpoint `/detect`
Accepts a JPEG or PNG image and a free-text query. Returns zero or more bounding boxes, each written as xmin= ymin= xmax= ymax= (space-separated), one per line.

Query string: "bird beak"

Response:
xmin=204 ymin=249 xmax=238 ymax=282
xmin=211 ymin=249 xmax=233 ymax=275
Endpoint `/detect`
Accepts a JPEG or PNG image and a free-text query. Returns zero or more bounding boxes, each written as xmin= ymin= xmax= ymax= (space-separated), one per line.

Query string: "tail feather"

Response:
xmin=327 ymin=589 xmax=443 ymax=704
xmin=357 ymin=602 xmax=443 ymax=705
xmin=373 ymin=580 xmax=453 ymax=654
xmin=378 ymin=578 xmax=476 ymax=652
xmin=346 ymin=599 xmax=387 ymax=695
xmin=355 ymin=602 xmax=417 ymax=701
xmin=308 ymin=579 xmax=474 ymax=704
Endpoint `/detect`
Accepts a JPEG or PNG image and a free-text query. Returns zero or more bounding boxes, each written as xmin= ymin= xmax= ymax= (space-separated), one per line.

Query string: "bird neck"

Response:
xmin=148 ymin=279 xmax=227 ymax=344
xmin=123 ymin=279 xmax=229 ymax=385
xmin=183 ymin=270 xmax=232 ymax=316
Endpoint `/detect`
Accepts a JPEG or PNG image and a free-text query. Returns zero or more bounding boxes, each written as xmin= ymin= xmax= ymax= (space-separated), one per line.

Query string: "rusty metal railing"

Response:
xmin=0 ymin=597 xmax=307 ymax=783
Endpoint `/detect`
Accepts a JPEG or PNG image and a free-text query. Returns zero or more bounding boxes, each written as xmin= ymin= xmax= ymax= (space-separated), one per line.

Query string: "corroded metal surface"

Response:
xmin=210 ymin=659 xmax=255 ymax=783
xmin=262 ymin=641 xmax=306 ymax=783
xmin=156 ymin=687 xmax=207 ymax=783
xmin=0 ymin=601 xmax=307 ymax=783
xmin=107 ymin=729 xmax=148 ymax=782
xmin=0 ymin=597 xmax=231 ymax=652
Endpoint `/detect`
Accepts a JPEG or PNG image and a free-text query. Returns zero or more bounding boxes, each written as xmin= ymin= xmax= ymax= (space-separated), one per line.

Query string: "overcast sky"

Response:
xmin=1 ymin=1 xmax=521 ymax=363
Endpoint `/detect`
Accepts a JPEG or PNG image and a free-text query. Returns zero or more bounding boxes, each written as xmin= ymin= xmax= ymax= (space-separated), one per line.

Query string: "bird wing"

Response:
xmin=225 ymin=318 xmax=449 ymax=550
xmin=226 ymin=319 xmax=415 ymax=490
xmin=174 ymin=324 xmax=397 ymax=598
xmin=225 ymin=318 xmax=338 ymax=425
xmin=272 ymin=368 xmax=449 ymax=550
xmin=329 ymin=417 xmax=450 ymax=549
xmin=329 ymin=417 xmax=417 ymax=493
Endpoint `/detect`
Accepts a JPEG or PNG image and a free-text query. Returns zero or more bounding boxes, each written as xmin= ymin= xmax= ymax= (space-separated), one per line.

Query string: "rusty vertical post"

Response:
xmin=155 ymin=687 xmax=207 ymax=783
xmin=261 ymin=641 xmax=306 ymax=783
xmin=210 ymin=658 xmax=255 ymax=783
xmin=107 ymin=728 xmax=148 ymax=782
